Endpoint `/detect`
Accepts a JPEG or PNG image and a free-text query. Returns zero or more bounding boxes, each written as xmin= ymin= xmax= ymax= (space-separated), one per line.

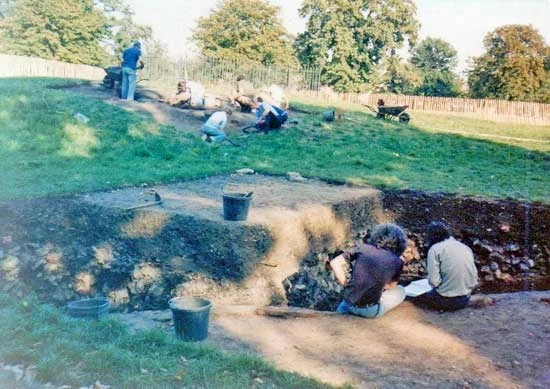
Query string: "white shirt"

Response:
xmin=427 ymin=237 xmax=478 ymax=297
xmin=204 ymin=111 xmax=227 ymax=130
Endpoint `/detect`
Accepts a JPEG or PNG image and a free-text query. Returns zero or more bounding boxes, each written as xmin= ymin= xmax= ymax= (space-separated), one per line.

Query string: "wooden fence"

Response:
xmin=295 ymin=90 xmax=550 ymax=125
xmin=0 ymin=54 xmax=105 ymax=80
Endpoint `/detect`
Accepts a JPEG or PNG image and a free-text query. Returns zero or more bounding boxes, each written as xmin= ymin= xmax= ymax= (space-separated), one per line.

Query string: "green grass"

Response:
xmin=0 ymin=294 xmax=342 ymax=388
xmin=0 ymin=77 xmax=548 ymax=203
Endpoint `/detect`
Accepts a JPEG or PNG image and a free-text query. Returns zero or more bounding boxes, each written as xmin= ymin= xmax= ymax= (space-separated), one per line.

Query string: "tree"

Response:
xmin=97 ymin=0 xmax=152 ymax=59
xmin=411 ymin=37 xmax=462 ymax=97
xmin=0 ymin=0 xmax=110 ymax=66
xmin=467 ymin=24 xmax=549 ymax=102
xmin=294 ymin=0 xmax=419 ymax=92
xmin=411 ymin=37 xmax=457 ymax=72
xmin=374 ymin=56 xmax=422 ymax=94
xmin=192 ymin=0 xmax=296 ymax=67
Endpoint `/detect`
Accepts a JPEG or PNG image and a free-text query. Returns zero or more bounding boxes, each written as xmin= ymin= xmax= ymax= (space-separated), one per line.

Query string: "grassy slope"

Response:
xmin=3 ymin=78 xmax=548 ymax=202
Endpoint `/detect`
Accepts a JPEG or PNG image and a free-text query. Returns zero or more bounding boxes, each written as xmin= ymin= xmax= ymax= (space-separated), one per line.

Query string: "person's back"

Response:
xmin=428 ymin=237 xmax=478 ymax=297
xmin=413 ymin=221 xmax=478 ymax=311
xmin=122 ymin=45 xmax=141 ymax=70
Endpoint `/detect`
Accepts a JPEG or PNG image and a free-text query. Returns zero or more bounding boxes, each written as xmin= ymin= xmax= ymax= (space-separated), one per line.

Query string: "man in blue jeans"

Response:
xmin=121 ymin=41 xmax=142 ymax=100
xmin=329 ymin=223 xmax=409 ymax=318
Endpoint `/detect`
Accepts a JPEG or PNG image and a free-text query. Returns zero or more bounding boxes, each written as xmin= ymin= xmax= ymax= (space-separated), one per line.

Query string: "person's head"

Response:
xmin=177 ymin=80 xmax=187 ymax=92
xmin=256 ymin=96 xmax=263 ymax=103
xmin=368 ymin=223 xmax=408 ymax=256
xmin=237 ymin=75 xmax=245 ymax=81
xmin=426 ymin=221 xmax=451 ymax=247
xmin=133 ymin=41 xmax=141 ymax=49
xmin=224 ymin=107 xmax=233 ymax=116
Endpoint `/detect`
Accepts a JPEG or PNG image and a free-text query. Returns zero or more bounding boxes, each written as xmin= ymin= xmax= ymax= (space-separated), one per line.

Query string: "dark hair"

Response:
xmin=368 ymin=223 xmax=408 ymax=256
xmin=237 ymin=75 xmax=245 ymax=81
xmin=256 ymin=96 xmax=263 ymax=103
xmin=426 ymin=221 xmax=451 ymax=246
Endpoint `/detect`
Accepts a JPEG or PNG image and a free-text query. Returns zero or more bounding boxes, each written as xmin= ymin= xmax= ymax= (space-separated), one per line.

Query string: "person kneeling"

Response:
xmin=201 ymin=107 xmax=232 ymax=142
xmin=329 ymin=223 xmax=409 ymax=318
xmin=254 ymin=97 xmax=288 ymax=132
xmin=412 ymin=221 xmax=478 ymax=311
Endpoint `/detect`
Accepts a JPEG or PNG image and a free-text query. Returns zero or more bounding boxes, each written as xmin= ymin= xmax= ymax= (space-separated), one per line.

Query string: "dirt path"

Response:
xmin=109 ymin=291 xmax=550 ymax=389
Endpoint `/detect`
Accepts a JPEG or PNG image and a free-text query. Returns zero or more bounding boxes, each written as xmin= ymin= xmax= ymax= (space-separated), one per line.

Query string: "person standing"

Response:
xmin=121 ymin=41 xmax=142 ymax=100
xmin=329 ymin=223 xmax=409 ymax=318
xmin=412 ymin=221 xmax=478 ymax=311
xmin=201 ymin=107 xmax=232 ymax=142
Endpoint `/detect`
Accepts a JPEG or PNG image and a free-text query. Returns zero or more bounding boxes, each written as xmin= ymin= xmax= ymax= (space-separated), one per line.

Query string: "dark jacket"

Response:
xmin=342 ymin=243 xmax=403 ymax=307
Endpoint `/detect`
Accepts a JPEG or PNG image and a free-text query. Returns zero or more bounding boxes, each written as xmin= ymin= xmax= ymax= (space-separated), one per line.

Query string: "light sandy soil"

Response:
xmin=108 ymin=291 xmax=550 ymax=389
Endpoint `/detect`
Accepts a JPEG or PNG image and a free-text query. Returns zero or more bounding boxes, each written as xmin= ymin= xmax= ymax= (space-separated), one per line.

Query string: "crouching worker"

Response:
xmin=330 ymin=223 xmax=408 ymax=318
xmin=255 ymin=96 xmax=288 ymax=132
xmin=412 ymin=221 xmax=478 ymax=311
xmin=201 ymin=107 xmax=232 ymax=142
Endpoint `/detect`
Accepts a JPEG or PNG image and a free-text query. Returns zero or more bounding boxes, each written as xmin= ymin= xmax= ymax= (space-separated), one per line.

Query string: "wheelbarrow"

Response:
xmin=363 ymin=104 xmax=411 ymax=123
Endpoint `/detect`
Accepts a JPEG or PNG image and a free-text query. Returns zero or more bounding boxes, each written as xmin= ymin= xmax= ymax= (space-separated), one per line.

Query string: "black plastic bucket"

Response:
xmin=169 ymin=297 xmax=212 ymax=341
xmin=222 ymin=192 xmax=252 ymax=221
xmin=323 ymin=110 xmax=335 ymax=122
xmin=67 ymin=297 xmax=110 ymax=319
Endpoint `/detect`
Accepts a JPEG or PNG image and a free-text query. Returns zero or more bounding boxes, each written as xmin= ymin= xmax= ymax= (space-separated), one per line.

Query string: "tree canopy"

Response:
xmin=411 ymin=37 xmax=462 ymax=97
xmin=294 ymin=0 xmax=419 ymax=92
xmin=0 ymin=0 xmax=110 ymax=65
xmin=411 ymin=37 xmax=457 ymax=72
xmin=192 ymin=0 xmax=296 ymax=67
xmin=0 ymin=0 xmax=152 ymax=66
xmin=467 ymin=24 xmax=549 ymax=102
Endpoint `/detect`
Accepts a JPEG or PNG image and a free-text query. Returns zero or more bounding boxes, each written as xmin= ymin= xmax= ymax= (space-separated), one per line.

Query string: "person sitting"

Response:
xmin=267 ymin=84 xmax=289 ymax=109
xmin=254 ymin=96 xmax=288 ymax=132
xmin=166 ymin=80 xmax=206 ymax=107
xmin=201 ymin=107 xmax=232 ymax=142
xmin=231 ymin=75 xmax=253 ymax=112
xmin=412 ymin=221 xmax=478 ymax=311
xmin=166 ymin=80 xmax=192 ymax=107
xmin=329 ymin=223 xmax=409 ymax=318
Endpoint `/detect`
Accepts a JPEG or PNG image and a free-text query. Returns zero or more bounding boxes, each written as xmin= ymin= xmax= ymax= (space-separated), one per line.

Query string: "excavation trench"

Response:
xmin=0 ymin=175 xmax=548 ymax=311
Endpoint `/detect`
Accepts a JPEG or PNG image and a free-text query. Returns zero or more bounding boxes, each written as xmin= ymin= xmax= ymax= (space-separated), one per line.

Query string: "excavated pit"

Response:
xmin=0 ymin=174 xmax=549 ymax=311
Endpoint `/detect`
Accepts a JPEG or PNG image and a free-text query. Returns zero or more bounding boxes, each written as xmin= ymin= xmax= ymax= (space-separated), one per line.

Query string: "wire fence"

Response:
xmin=140 ymin=56 xmax=322 ymax=91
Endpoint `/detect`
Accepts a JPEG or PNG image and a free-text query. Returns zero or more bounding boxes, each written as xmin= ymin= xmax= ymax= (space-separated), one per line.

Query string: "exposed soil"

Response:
xmin=1 ymin=84 xmax=549 ymax=388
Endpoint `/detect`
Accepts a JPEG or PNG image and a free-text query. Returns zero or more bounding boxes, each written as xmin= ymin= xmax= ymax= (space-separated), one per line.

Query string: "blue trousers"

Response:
xmin=337 ymin=286 xmax=406 ymax=318
xmin=121 ymin=67 xmax=137 ymax=100
xmin=412 ymin=289 xmax=470 ymax=311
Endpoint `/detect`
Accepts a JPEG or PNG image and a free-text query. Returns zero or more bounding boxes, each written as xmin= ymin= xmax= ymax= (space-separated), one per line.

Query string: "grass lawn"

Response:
xmin=0 ymin=78 xmax=548 ymax=203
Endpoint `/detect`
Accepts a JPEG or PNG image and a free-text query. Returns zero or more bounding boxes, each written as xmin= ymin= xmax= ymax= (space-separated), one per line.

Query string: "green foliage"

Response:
xmin=468 ymin=24 xmax=550 ymax=102
xmin=0 ymin=78 xmax=548 ymax=203
xmin=0 ymin=0 xmax=111 ymax=66
xmin=411 ymin=37 xmax=458 ymax=71
xmin=379 ymin=56 xmax=422 ymax=94
xmin=410 ymin=37 xmax=462 ymax=97
xmin=295 ymin=0 xmax=419 ymax=92
xmin=415 ymin=69 xmax=462 ymax=97
xmin=192 ymin=0 xmax=296 ymax=67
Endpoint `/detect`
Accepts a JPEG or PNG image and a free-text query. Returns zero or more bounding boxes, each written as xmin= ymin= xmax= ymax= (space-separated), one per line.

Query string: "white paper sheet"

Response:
xmin=404 ymin=278 xmax=432 ymax=297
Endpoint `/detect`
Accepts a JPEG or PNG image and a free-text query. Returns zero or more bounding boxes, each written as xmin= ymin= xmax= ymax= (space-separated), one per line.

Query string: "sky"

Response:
xmin=127 ymin=0 xmax=550 ymax=72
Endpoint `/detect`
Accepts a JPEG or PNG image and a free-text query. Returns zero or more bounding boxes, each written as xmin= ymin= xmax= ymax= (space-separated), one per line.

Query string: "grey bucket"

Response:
xmin=67 ymin=297 xmax=110 ymax=319
xmin=169 ymin=297 xmax=212 ymax=341
xmin=222 ymin=192 xmax=252 ymax=221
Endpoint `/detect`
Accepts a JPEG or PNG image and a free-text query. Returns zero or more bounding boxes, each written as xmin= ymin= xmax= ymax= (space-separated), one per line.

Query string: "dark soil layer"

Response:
xmin=0 ymin=176 xmax=548 ymax=311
